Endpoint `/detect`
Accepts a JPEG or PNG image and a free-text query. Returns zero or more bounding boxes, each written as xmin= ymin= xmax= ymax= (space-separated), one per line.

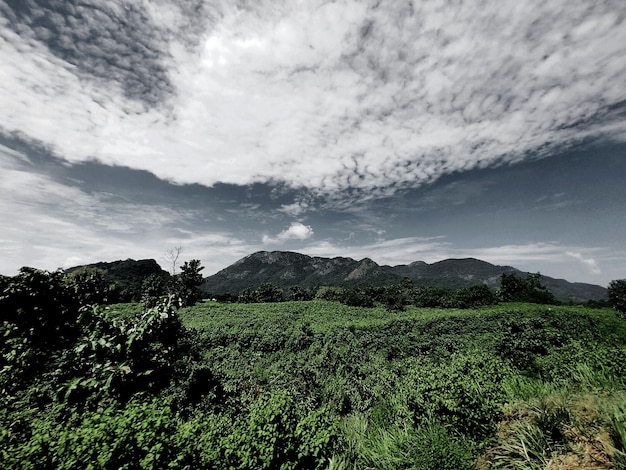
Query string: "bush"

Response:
xmin=0 ymin=400 xmax=177 ymax=469
xmin=0 ymin=268 xmax=80 ymax=398
xmin=64 ymin=267 xmax=111 ymax=307
xmin=64 ymin=298 xmax=183 ymax=403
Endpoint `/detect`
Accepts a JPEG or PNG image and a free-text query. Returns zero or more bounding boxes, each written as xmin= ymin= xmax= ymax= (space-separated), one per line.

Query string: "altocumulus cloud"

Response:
xmin=1 ymin=0 xmax=625 ymax=204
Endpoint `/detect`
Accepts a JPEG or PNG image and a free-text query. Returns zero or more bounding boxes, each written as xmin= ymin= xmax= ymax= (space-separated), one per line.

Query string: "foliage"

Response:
xmin=413 ymin=286 xmax=457 ymax=308
xmin=608 ymin=279 xmax=626 ymax=314
xmin=171 ymin=259 xmax=205 ymax=307
xmin=238 ymin=287 xmax=257 ymax=303
xmin=455 ymin=284 xmax=498 ymax=308
xmin=65 ymin=297 xmax=183 ymax=403
xmin=315 ymin=286 xmax=345 ymax=301
xmin=2 ymin=265 xmax=626 ymax=470
xmin=64 ymin=267 xmax=112 ymax=307
xmin=378 ymin=278 xmax=415 ymax=311
xmin=0 ymin=268 xmax=80 ymax=400
xmin=498 ymin=273 xmax=558 ymax=305
xmin=141 ymin=273 xmax=168 ymax=308
xmin=239 ymin=282 xmax=284 ymax=303
xmin=341 ymin=287 xmax=375 ymax=308
xmin=255 ymin=282 xmax=284 ymax=303
xmin=288 ymin=285 xmax=313 ymax=301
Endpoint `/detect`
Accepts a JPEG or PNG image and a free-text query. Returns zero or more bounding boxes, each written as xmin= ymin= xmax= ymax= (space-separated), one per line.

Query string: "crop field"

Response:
xmin=173 ymin=301 xmax=626 ymax=469
xmin=2 ymin=291 xmax=626 ymax=469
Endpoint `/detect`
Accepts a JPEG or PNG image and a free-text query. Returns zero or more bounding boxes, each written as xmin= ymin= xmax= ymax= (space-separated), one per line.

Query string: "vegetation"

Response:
xmin=609 ymin=279 xmax=626 ymax=314
xmin=2 ymin=265 xmax=625 ymax=469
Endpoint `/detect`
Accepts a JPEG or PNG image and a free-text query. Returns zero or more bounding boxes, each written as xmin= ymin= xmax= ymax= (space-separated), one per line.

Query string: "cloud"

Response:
xmin=0 ymin=145 xmax=252 ymax=275
xmin=263 ymin=222 xmax=314 ymax=244
xmin=299 ymin=238 xmax=617 ymax=283
xmin=1 ymin=0 xmax=625 ymax=204
xmin=566 ymin=251 xmax=602 ymax=275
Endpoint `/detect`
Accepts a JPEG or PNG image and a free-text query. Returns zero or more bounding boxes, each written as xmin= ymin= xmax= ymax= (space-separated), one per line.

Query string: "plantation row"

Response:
xmin=1 ymin=267 xmax=626 ymax=468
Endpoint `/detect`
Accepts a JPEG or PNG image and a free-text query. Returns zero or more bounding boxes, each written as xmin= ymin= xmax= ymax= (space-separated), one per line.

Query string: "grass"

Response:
xmin=172 ymin=300 xmax=626 ymax=468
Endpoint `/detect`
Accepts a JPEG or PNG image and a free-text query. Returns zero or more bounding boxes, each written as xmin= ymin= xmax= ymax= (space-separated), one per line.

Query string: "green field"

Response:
xmin=3 ymin=298 xmax=626 ymax=469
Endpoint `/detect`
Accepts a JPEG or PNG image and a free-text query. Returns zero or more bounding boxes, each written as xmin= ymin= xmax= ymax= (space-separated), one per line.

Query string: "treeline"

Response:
xmin=237 ymin=272 xmax=563 ymax=310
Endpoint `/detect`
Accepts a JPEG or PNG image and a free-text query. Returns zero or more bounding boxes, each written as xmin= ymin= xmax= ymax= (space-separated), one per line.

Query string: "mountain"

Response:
xmin=66 ymin=258 xmax=170 ymax=299
xmin=200 ymin=251 xmax=607 ymax=303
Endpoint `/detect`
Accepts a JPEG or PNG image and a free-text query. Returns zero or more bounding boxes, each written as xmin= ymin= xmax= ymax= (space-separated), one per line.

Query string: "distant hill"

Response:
xmin=66 ymin=258 xmax=169 ymax=300
xmin=200 ymin=251 xmax=607 ymax=303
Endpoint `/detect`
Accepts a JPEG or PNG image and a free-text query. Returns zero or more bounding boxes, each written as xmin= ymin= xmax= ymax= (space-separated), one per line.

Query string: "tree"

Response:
xmin=314 ymin=286 xmax=344 ymax=302
xmin=238 ymin=287 xmax=257 ymax=303
xmin=341 ymin=288 xmax=375 ymax=308
xmin=455 ymin=284 xmax=498 ymax=308
xmin=141 ymin=273 xmax=168 ymax=309
xmin=172 ymin=259 xmax=204 ymax=307
xmin=64 ymin=267 xmax=110 ymax=307
xmin=497 ymin=273 xmax=557 ymax=304
xmin=288 ymin=285 xmax=313 ymax=301
xmin=255 ymin=283 xmax=284 ymax=303
xmin=164 ymin=246 xmax=183 ymax=275
xmin=608 ymin=279 xmax=626 ymax=314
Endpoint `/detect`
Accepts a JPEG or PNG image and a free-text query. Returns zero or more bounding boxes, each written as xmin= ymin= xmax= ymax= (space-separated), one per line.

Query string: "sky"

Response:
xmin=1 ymin=0 xmax=625 ymax=286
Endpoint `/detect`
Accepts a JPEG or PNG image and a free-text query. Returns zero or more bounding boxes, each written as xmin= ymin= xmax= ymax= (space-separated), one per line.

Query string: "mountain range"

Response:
xmin=199 ymin=251 xmax=607 ymax=303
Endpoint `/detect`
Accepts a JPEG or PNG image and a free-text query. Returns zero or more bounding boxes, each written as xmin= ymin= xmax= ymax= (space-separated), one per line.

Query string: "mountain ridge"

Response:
xmin=200 ymin=251 xmax=607 ymax=303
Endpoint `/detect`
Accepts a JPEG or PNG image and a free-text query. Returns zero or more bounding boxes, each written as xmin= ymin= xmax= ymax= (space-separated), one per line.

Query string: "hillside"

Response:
xmin=66 ymin=258 xmax=170 ymax=299
xmin=200 ymin=251 xmax=607 ymax=303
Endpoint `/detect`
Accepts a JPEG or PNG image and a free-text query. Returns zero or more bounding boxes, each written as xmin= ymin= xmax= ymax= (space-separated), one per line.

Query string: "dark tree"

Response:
xmin=254 ymin=283 xmax=284 ymax=303
xmin=498 ymin=273 xmax=557 ymax=304
xmin=64 ymin=266 xmax=111 ymax=307
xmin=288 ymin=285 xmax=313 ymax=301
xmin=171 ymin=259 xmax=205 ymax=307
xmin=141 ymin=273 xmax=168 ymax=308
xmin=608 ymin=279 xmax=626 ymax=314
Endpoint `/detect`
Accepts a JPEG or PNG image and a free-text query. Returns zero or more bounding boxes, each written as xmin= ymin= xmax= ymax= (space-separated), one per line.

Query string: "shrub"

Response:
xmin=64 ymin=297 xmax=183 ymax=403
xmin=64 ymin=267 xmax=111 ymax=307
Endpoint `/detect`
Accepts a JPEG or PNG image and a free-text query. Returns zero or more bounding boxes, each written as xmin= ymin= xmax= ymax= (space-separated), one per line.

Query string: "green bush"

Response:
xmin=0 ymin=401 xmax=177 ymax=469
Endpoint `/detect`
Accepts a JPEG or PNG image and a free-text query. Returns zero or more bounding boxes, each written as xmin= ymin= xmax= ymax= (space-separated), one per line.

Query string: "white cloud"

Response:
xmin=298 ymin=238 xmax=618 ymax=284
xmin=565 ymin=251 xmax=602 ymax=275
xmin=263 ymin=222 xmax=314 ymax=244
xmin=1 ymin=0 xmax=625 ymax=201
xmin=0 ymin=148 xmax=251 ymax=276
